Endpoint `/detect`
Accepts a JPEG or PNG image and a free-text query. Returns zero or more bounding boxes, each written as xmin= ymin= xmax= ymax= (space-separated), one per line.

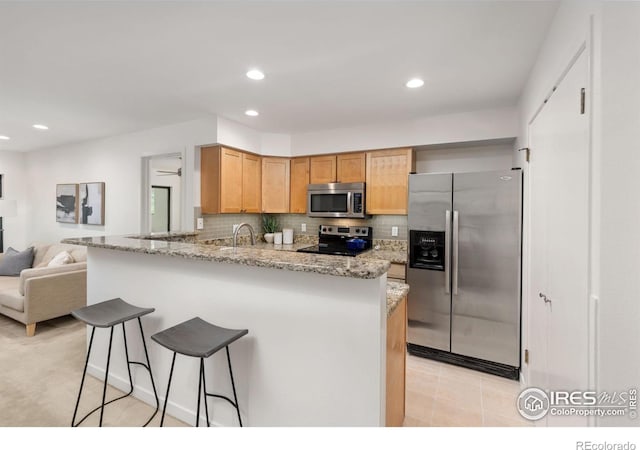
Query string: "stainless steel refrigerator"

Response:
xmin=407 ymin=169 xmax=522 ymax=379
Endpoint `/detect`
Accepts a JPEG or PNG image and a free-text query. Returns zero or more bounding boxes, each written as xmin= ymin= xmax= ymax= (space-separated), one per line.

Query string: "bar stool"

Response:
xmin=151 ymin=317 xmax=248 ymax=427
xmin=71 ymin=298 xmax=160 ymax=427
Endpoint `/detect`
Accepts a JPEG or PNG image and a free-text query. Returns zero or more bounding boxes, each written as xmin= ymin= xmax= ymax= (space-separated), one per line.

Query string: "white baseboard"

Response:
xmin=86 ymin=363 xmax=225 ymax=427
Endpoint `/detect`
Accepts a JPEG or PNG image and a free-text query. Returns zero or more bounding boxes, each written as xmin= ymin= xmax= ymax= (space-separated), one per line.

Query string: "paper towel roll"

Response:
xmin=282 ymin=228 xmax=294 ymax=245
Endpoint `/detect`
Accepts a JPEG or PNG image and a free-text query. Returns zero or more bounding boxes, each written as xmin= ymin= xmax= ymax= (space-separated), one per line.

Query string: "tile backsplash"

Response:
xmin=199 ymin=214 xmax=407 ymax=241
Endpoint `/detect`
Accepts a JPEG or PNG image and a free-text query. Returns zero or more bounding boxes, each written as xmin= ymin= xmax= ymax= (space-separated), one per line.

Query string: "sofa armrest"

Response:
xmin=23 ymin=270 xmax=87 ymax=325
xmin=19 ymin=262 xmax=87 ymax=296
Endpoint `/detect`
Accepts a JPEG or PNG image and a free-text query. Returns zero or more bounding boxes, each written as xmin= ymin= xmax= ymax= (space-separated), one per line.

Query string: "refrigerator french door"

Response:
xmin=407 ymin=170 xmax=522 ymax=379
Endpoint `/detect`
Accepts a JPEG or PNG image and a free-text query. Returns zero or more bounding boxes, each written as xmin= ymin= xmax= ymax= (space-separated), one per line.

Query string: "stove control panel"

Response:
xmin=318 ymin=225 xmax=371 ymax=237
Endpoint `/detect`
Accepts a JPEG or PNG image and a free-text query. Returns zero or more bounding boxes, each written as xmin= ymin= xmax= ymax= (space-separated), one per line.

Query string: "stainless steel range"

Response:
xmin=297 ymin=225 xmax=372 ymax=257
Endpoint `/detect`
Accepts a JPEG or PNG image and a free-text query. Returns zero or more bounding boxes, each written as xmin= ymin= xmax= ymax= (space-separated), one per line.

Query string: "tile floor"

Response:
xmin=403 ymin=354 xmax=533 ymax=427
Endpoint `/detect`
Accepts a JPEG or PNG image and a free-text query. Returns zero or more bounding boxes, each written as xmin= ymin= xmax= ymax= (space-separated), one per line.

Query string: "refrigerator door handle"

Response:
xmin=453 ymin=210 xmax=459 ymax=295
xmin=445 ymin=210 xmax=451 ymax=294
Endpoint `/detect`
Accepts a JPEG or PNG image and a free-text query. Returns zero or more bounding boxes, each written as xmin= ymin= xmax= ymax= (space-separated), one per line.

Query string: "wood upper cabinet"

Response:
xmin=310 ymin=152 xmax=366 ymax=184
xmin=336 ymin=152 xmax=366 ymax=183
xmin=366 ymin=148 xmax=415 ymax=214
xmin=220 ymin=147 xmax=243 ymax=213
xmin=200 ymin=145 xmax=261 ymax=214
xmin=309 ymin=155 xmax=337 ymax=184
xmin=242 ymin=152 xmax=262 ymax=213
xmin=261 ymin=157 xmax=290 ymax=213
xmin=290 ymin=157 xmax=310 ymax=214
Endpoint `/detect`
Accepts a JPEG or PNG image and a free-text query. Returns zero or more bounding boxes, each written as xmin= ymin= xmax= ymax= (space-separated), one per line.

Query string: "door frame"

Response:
xmin=141 ymin=152 xmax=185 ymax=234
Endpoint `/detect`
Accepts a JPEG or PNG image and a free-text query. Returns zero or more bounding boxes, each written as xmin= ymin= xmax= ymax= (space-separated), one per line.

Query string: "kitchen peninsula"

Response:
xmin=63 ymin=234 xmax=407 ymax=427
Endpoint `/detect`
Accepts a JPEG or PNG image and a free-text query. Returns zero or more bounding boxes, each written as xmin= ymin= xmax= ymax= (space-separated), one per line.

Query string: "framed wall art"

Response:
xmin=79 ymin=182 xmax=105 ymax=225
xmin=56 ymin=184 xmax=78 ymax=223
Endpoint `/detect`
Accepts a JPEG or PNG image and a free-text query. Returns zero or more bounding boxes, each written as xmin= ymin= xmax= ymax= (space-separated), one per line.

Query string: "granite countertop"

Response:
xmin=62 ymin=235 xmax=390 ymax=280
xmin=357 ymin=249 xmax=407 ymax=264
xmin=386 ymin=281 xmax=409 ymax=317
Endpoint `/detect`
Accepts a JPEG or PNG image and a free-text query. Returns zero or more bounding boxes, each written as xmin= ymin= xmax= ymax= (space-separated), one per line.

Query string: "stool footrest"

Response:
xmin=205 ymin=392 xmax=239 ymax=409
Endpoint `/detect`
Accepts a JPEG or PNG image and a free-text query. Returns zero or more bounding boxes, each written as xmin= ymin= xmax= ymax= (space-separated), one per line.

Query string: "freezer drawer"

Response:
xmin=407 ymin=267 xmax=450 ymax=352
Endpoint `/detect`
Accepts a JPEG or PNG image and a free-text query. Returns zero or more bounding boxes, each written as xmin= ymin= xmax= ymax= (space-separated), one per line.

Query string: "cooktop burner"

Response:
xmin=296 ymin=225 xmax=373 ymax=257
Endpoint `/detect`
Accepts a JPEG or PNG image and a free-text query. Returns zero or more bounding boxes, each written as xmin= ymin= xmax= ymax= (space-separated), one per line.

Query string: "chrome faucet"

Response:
xmin=233 ymin=223 xmax=256 ymax=248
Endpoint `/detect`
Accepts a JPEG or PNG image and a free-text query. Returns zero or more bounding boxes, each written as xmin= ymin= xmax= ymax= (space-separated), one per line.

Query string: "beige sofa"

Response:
xmin=0 ymin=243 xmax=87 ymax=336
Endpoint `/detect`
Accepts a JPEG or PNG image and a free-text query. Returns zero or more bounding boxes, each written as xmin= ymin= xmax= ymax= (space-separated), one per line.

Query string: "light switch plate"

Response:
xmin=233 ymin=224 xmax=239 ymax=233
xmin=391 ymin=226 xmax=398 ymax=237
xmin=301 ymin=223 xmax=307 ymax=232
xmin=196 ymin=218 xmax=204 ymax=230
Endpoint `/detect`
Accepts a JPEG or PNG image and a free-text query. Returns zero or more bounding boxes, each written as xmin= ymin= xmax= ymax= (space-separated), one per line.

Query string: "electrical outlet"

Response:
xmin=391 ymin=226 xmax=398 ymax=237
xmin=301 ymin=223 xmax=307 ymax=232
xmin=196 ymin=218 xmax=204 ymax=230
xmin=233 ymin=224 xmax=239 ymax=233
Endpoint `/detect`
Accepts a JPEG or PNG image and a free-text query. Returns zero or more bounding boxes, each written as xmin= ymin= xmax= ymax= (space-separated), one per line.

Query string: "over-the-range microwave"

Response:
xmin=307 ymin=182 xmax=367 ymax=218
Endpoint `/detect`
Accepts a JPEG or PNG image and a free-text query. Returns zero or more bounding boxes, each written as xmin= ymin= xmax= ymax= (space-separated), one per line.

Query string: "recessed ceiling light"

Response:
xmin=245 ymin=110 xmax=259 ymax=117
xmin=405 ymin=78 xmax=424 ymax=88
xmin=246 ymin=69 xmax=265 ymax=80
xmin=0 ymin=135 xmax=10 ymax=140
xmin=33 ymin=124 xmax=49 ymax=130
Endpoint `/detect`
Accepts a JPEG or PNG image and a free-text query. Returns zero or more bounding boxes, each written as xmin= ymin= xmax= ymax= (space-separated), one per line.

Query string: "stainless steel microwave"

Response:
xmin=307 ymin=182 xmax=367 ymax=218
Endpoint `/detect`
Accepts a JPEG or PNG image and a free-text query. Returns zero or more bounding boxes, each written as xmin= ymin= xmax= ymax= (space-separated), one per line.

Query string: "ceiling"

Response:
xmin=0 ymin=1 xmax=559 ymax=152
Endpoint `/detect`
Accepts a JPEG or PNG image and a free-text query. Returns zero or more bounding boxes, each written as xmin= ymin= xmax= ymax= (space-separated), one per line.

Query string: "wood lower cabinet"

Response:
xmin=309 ymin=155 xmax=337 ymax=184
xmin=387 ymin=263 xmax=406 ymax=282
xmin=290 ymin=157 xmax=310 ymax=213
xmin=366 ymin=148 xmax=415 ymax=214
xmin=336 ymin=152 xmax=366 ymax=183
xmin=386 ymin=293 xmax=407 ymax=427
xmin=262 ymin=157 xmax=290 ymax=213
xmin=200 ymin=145 xmax=261 ymax=214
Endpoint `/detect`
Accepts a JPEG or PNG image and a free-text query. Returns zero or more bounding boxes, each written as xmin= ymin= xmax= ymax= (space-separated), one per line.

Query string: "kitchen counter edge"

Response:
xmin=62 ymin=235 xmax=391 ymax=280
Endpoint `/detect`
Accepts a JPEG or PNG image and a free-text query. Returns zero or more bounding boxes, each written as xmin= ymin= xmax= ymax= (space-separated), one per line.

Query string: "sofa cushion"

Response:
xmin=48 ymin=251 xmax=74 ymax=267
xmin=0 ymin=247 xmax=35 ymax=276
xmin=19 ymin=262 xmax=87 ymax=296
xmin=35 ymin=244 xmax=86 ymax=268
xmin=0 ymin=277 xmax=24 ymax=312
xmin=31 ymin=243 xmax=52 ymax=268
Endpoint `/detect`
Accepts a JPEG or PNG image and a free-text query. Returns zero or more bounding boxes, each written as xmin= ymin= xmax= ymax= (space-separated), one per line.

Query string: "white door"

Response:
xmin=528 ymin=50 xmax=590 ymax=426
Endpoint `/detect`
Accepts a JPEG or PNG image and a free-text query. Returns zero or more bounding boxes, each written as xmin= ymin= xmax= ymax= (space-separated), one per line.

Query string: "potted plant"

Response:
xmin=262 ymin=214 xmax=279 ymax=244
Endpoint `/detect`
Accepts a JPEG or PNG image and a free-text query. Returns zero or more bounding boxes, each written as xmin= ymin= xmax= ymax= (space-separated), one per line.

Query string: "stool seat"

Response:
xmin=72 ymin=298 xmax=155 ymax=328
xmin=151 ymin=317 xmax=248 ymax=358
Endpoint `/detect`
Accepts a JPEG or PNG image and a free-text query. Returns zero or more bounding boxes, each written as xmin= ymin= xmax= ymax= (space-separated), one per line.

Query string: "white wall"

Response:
xmin=0 ymin=151 xmax=28 ymax=249
xmin=25 ymin=117 xmax=217 ymax=244
xmin=597 ymin=1 xmax=640 ymax=427
xmin=291 ymin=107 xmax=518 ymax=155
xmin=260 ymin=132 xmax=291 ymax=157
xmin=415 ymin=141 xmax=515 ymax=174
xmin=216 ymin=116 xmax=261 ymax=154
